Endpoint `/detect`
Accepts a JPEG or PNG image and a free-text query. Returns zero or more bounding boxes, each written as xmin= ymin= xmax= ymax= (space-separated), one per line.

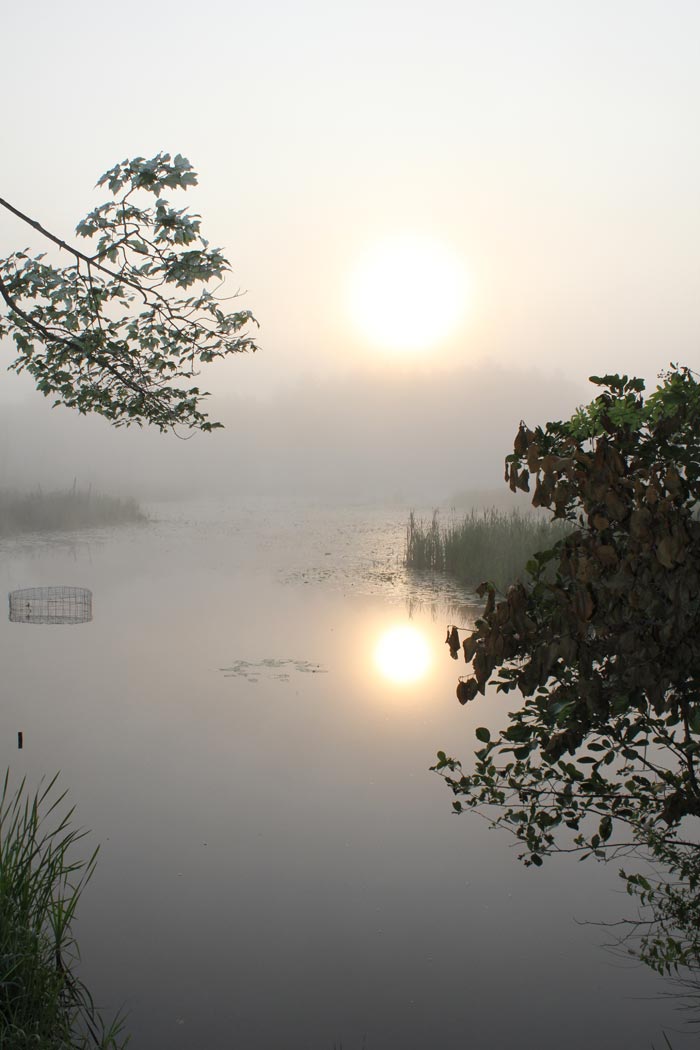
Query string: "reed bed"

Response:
xmin=0 ymin=485 xmax=145 ymax=537
xmin=405 ymin=508 xmax=570 ymax=593
xmin=0 ymin=772 xmax=127 ymax=1049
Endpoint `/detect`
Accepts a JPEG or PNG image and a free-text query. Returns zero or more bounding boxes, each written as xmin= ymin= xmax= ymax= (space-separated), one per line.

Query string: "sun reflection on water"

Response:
xmin=373 ymin=624 xmax=432 ymax=685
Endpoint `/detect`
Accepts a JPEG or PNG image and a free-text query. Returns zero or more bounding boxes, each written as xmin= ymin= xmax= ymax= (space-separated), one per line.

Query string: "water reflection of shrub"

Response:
xmin=0 ymin=486 xmax=145 ymax=536
xmin=405 ymin=508 xmax=569 ymax=592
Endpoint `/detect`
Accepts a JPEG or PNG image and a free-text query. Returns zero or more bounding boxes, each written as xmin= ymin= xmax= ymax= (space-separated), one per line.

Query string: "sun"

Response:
xmin=373 ymin=624 xmax=432 ymax=685
xmin=348 ymin=235 xmax=468 ymax=353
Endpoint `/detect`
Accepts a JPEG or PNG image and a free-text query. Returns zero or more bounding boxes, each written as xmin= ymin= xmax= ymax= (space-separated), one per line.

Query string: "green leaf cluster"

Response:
xmin=0 ymin=152 xmax=259 ymax=430
xmin=437 ymin=366 xmax=700 ymax=980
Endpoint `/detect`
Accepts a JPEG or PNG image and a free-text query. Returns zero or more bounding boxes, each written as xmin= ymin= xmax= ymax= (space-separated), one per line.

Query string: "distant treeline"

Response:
xmin=0 ymin=484 xmax=146 ymax=536
xmin=405 ymin=508 xmax=570 ymax=593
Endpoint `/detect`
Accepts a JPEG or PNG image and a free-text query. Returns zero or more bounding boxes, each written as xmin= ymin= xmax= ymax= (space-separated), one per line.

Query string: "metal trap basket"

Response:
xmin=9 ymin=586 xmax=93 ymax=625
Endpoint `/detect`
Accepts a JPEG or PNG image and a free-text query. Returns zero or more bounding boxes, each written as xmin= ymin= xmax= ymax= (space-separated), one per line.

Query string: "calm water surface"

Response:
xmin=0 ymin=500 xmax=692 ymax=1049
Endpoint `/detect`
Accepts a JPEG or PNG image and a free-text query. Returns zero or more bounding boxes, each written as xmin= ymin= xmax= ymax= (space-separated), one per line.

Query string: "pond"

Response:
xmin=0 ymin=500 xmax=692 ymax=1049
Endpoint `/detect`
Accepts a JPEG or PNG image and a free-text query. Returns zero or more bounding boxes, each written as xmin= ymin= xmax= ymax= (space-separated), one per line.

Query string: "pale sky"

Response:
xmin=2 ymin=0 xmax=700 ymax=493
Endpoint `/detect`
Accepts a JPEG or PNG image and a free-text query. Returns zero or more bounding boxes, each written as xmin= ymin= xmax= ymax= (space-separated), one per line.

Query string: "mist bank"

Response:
xmin=0 ymin=363 xmax=586 ymax=505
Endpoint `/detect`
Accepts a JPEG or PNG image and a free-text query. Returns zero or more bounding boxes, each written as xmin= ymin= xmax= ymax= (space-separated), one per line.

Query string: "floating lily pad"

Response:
xmin=220 ymin=658 xmax=327 ymax=682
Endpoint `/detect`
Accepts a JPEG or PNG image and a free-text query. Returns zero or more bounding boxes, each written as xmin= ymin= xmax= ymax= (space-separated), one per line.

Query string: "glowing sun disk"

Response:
xmin=374 ymin=625 xmax=431 ymax=685
xmin=350 ymin=235 xmax=467 ymax=352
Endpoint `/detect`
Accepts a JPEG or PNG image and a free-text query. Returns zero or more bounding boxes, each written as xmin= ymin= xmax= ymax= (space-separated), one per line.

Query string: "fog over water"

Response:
xmin=0 ymin=502 xmax=695 ymax=1049
xmin=0 ymin=363 xmax=586 ymax=503
xmin=0 ymin=363 xmax=696 ymax=1046
xmin=3 ymin=2 xmax=700 ymax=1044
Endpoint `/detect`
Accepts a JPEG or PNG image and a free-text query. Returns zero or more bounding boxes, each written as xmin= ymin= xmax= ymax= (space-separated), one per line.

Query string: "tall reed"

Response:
xmin=0 ymin=486 xmax=145 ymax=537
xmin=0 ymin=771 xmax=128 ymax=1048
xmin=405 ymin=508 xmax=569 ymax=593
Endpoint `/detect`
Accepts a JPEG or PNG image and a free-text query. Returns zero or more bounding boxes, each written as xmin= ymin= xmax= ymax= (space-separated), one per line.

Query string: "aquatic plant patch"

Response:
xmin=0 ymin=772 xmax=127 ymax=1048
xmin=220 ymin=658 xmax=327 ymax=682
xmin=0 ymin=487 xmax=145 ymax=536
xmin=405 ymin=507 xmax=570 ymax=592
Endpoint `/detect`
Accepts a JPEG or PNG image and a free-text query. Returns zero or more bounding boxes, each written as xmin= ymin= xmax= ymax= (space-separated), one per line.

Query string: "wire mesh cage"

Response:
xmin=9 ymin=586 xmax=93 ymax=625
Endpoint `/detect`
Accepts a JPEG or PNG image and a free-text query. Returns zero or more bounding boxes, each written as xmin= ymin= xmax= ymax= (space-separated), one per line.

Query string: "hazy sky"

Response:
xmin=2 ymin=1 xmax=700 ymax=495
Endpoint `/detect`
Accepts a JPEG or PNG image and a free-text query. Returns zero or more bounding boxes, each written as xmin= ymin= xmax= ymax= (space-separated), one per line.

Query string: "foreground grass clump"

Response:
xmin=405 ymin=508 xmax=570 ymax=592
xmin=0 ymin=486 xmax=145 ymax=537
xmin=0 ymin=772 xmax=127 ymax=1049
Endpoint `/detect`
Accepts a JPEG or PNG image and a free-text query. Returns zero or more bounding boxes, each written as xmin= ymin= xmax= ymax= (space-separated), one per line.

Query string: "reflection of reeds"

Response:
xmin=0 ymin=485 xmax=145 ymax=536
xmin=405 ymin=508 xmax=569 ymax=593
xmin=0 ymin=772 xmax=128 ymax=1048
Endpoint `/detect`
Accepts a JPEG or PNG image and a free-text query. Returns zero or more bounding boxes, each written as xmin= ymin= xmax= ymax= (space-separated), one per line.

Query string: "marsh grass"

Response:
xmin=405 ymin=508 xmax=570 ymax=592
xmin=0 ymin=485 xmax=145 ymax=537
xmin=0 ymin=771 xmax=128 ymax=1048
